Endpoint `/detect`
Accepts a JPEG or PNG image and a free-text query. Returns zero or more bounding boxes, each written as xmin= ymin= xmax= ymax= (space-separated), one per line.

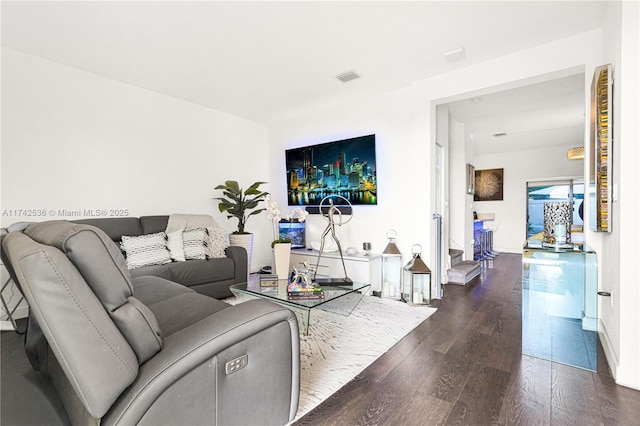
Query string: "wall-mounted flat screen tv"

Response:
xmin=285 ymin=134 xmax=377 ymax=206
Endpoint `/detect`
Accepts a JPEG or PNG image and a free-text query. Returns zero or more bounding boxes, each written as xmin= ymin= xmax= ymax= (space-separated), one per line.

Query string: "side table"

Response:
xmin=1 ymin=261 xmax=26 ymax=331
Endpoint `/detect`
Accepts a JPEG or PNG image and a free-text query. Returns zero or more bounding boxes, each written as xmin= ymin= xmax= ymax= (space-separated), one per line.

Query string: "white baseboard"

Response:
xmin=600 ymin=319 xmax=640 ymax=390
xmin=614 ymin=367 xmax=640 ymax=391
xmin=598 ymin=319 xmax=618 ymax=379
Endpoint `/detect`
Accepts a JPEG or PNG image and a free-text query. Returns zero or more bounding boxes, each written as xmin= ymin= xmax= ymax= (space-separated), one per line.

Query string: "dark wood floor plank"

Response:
xmin=426 ymin=315 xmax=496 ymax=404
xmin=444 ymin=362 xmax=511 ymax=425
xmin=507 ymin=355 xmax=553 ymax=407
xmin=467 ymin=299 xmax=503 ymax=335
xmin=497 ymin=399 xmax=550 ymax=426
xmin=388 ymin=391 xmax=452 ymax=426
xmin=551 ymin=405 xmax=604 ymax=426
xmin=497 ymin=355 xmax=552 ymax=425
xmin=420 ymin=313 xmax=472 ymax=355
xmin=429 ymin=358 xmax=477 ymax=404
xmin=292 ymin=254 xmax=640 ymax=426
xmin=481 ymin=315 xmax=522 ymax=373
xmin=551 ymin=362 xmax=602 ymax=420
xmin=443 ymin=323 xmax=492 ymax=365
xmin=353 ymin=347 xmax=447 ymax=425
xmin=361 ymin=332 xmax=428 ymax=386
xmin=593 ymin=373 xmax=640 ymax=426
xmin=293 ymin=375 xmax=372 ymax=425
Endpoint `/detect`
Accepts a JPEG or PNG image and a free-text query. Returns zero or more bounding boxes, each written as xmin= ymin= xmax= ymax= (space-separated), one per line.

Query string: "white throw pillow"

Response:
xmin=120 ymin=232 xmax=172 ymax=270
xmin=166 ymin=230 xmax=186 ymax=261
xmin=207 ymin=227 xmax=229 ymax=258
xmin=183 ymin=228 xmax=208 ymax=260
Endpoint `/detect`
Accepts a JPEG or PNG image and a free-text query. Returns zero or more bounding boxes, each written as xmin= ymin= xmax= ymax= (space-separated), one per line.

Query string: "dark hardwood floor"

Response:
xmin=293 ymin=253 xmax=640 ymax=426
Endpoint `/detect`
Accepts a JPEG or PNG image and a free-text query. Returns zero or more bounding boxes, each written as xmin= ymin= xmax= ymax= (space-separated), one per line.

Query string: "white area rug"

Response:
xmin=228 ymin=294 xmax=436 ymax=422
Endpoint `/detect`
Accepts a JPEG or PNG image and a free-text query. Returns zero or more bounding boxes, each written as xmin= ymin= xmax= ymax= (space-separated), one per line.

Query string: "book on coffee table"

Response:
xmin=287 ymin=282 xmax=322 ymax=292
xmin=287 ymin=280 xmax=325 ymax=299
xmin=288 ymin=291 xmax=325 ymax=300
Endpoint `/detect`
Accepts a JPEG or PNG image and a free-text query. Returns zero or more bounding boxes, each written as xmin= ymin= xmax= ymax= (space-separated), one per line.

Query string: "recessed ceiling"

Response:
xmin=445 ymin=73 xmax=586 ymax=155
xmin=1 ymin=1 xmax=607 ymax=124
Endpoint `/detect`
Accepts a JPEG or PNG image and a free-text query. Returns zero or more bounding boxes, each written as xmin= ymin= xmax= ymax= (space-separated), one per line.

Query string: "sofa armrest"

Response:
xmin=103 ymin=299 xmax=299 ymax=426
xmin=225 ymin=245 xmax=248 ymax=283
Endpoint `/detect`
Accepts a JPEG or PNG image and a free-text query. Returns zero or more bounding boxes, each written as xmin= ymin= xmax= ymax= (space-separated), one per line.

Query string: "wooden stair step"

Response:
xmin=449 ymin=249 xmax=464 ymax=267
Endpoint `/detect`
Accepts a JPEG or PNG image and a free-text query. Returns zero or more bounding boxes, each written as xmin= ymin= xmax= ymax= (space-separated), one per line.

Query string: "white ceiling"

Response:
xmin=445 ymin=73 xmax=586 ymax=155
xmin=1 ymin=1 xmax=607 ymax=127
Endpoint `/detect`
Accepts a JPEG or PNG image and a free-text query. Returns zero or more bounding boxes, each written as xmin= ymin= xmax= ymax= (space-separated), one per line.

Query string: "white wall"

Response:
xmin=472 ymin=146 xmax=583 ymax=253
xmin=1 ymin=47 xmax=271 ymax=269
xmin=592 ymin=0 xmax=640 ymax=389
xmin=269 ymin=88 xmax=414 ymax=263
xmin=445 ymin=111 xmax=468 ymax=258
xmin=616 ymin=0 xmax=640 ymax=391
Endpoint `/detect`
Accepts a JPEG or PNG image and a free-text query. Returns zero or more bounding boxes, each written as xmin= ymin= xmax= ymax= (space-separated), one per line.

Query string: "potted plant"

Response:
xmin=265 ymin=196 xmax=309 ymax=279
xmin=214 ymin=180 xmax=269 ymax=272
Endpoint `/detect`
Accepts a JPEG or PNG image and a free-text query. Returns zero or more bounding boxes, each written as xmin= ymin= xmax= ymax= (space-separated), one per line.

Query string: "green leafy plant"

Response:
xmin=214 ymin=180 xmax=269 ymax=234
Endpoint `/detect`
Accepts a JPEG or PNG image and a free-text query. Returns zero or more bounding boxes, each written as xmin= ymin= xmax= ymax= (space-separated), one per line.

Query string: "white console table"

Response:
xmin=290 ymin=249 xmax=381 ymax=292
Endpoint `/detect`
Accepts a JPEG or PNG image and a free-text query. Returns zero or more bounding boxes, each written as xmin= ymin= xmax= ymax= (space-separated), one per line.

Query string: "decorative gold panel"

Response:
xmin=590 ymin=64 xmax=612 ymax=233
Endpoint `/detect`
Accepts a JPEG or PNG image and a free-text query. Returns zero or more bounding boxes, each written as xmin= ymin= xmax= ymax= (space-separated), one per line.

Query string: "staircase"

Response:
xmin=447 ymin=248 xmax=481 ymax=285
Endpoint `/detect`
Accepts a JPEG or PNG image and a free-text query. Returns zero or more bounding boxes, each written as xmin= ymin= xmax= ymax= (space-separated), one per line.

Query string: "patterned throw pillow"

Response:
xmin=120 ymin=232 xmax=172 ymax=270
xmin=207 ymin=227 xmax=228 ymax=258
xmin=166 ymin=230 xmax=186 ymax=262
xmin=183 ymin=228 xmax=208 ymax=260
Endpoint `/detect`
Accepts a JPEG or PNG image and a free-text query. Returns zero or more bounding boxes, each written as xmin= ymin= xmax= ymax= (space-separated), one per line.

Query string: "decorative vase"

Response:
xmin=229 ymin=233 xmax=254 ymax=277
xmin=273 ymin=242 xmax=292 ymax=280
xmin=543 ymin=202 xmax=572 ymax=247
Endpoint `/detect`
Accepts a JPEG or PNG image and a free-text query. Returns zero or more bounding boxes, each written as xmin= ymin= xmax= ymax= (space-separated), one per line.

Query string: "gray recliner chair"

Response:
xmin=1 ymin=220 xmax=299 ymax=425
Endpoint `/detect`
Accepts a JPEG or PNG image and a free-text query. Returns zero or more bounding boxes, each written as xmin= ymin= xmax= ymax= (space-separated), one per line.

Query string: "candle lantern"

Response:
xmin=542 ymin=201 xmax=572 ymax=248
xmin=402 ymin=244 xmax=432 ymax=305
xmin=381 ymin=230 xmax=402 ymax=300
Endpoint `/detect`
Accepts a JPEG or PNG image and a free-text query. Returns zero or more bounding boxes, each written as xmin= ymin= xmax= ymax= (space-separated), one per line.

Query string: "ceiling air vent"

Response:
xmin=493 ymin=132 xmax=507 ymax=137
xmin=336 ymin=70 xmax=361 ymax=83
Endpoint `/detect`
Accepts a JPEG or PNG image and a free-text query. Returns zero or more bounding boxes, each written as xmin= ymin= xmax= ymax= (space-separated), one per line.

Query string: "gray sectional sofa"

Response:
xmin=1 ymin=220 xmax=300 ymax=425
xmin=73 ymin=215 xmax=247 ymax=299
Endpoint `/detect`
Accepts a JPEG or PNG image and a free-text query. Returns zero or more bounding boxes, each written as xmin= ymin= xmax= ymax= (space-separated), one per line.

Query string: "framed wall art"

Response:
xmin=466 ymin=163 xmax=475 ymax=195
xmin=474 ymin=168 xmax=504 ymax=201
xmin=590 ymin=64 xmax=613 ymax=233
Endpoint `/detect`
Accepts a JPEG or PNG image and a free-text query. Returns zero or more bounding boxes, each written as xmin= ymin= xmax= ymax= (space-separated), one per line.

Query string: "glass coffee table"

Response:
xmin=230 ymin=277 xmax=370 ymax=335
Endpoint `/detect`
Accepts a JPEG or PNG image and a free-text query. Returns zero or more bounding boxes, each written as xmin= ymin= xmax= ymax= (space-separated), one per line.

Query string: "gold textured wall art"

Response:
xmin=590 ymin=64 xmax=612 ymax=232
xmin=474 ymin=168 xmax=504 ymax=201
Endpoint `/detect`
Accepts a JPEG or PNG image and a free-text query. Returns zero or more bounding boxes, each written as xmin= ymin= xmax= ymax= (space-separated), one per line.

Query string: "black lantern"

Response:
xmin=402 ymin=244 xmax=431 ymax=305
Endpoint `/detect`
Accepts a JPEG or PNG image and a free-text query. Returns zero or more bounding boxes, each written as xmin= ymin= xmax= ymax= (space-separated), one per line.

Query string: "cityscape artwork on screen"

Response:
xmin=285 ymin=134 xmax=377 ymax=206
